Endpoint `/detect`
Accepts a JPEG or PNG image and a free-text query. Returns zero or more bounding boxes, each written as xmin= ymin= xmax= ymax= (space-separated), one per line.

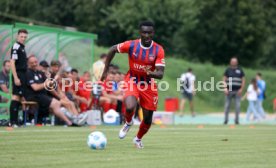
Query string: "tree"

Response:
xmin=185 ymin=0 xmax=270 ymax=67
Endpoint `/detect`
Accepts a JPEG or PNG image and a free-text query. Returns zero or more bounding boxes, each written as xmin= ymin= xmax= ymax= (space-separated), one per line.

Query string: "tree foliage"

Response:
xmin=0 ymin=0 xmax=275 ymax=68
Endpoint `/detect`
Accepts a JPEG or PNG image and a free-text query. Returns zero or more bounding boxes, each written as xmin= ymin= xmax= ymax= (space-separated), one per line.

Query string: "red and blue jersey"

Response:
xmin=117 ymin=39 xmax=165 ymax=83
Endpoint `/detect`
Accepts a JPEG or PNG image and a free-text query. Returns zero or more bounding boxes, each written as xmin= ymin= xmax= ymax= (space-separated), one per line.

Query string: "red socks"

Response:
xmin=137 ymin=120 xmax=151 ymax=139
xmin=125 ymin=110 xmax=134 ymax=123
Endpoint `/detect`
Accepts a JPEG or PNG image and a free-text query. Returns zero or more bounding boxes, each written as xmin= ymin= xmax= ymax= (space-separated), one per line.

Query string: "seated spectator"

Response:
xmin=76 ymin=71 xmax=92 ymax=112
xmin=25 ymin=56 xmax=82 ymax=126
xmin=71 ymin=68 xmax=79 ymax=82
xmin=38 ymin=60 xmax=49 ymax=73
xmin=50 ymin=60 xmax=61 ymax=79
xmin=59 ymin=69 xmax=89 ymax=110
xmin=0 ymin=60 xmax=10 ymax=103
xmin=100 ymin=71 xmax=123 ymax=112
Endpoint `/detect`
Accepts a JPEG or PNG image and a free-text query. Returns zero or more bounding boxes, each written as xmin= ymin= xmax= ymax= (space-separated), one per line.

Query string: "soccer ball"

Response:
xmin=87 ymin=131 xmax=107 ymax=150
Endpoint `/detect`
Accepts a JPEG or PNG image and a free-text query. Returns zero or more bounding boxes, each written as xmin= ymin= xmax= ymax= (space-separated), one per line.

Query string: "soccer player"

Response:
xmin=101 ymin=21 xmax=165 ymax=148
xmin=9 ymin=29 xmax=28 ymax=127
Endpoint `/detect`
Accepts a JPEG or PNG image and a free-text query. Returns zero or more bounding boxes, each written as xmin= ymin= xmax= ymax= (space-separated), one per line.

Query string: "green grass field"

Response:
xmin=1 ymin=125 xmax=276 ymax=168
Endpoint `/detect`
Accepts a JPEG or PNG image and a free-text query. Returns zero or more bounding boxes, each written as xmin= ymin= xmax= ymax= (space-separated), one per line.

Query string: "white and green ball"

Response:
xmin=87 ymin=131 xmax=107 ymax=150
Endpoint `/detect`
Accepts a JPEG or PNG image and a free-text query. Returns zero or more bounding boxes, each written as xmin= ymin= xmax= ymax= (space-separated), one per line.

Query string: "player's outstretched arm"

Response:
xmin=100 ymin=45 xmax=118 ymax=81
xmin=146 ymin=66 xmax=165 ymax=80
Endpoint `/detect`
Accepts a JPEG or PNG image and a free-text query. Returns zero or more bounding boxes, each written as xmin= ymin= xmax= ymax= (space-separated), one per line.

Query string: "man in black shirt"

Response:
xmin=9 ymin=29 xmax=28 ymax=127
xmin=223 ymin=57 xmax=245 ymax=125
xmin=25 ymin=56 xmax=76 ymax=126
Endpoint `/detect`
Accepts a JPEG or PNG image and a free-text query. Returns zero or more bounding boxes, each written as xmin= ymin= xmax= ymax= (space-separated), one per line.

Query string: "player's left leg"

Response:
xmin=133 ymin=108 xmax=153 ymax=148
xmin=133 ymin=84 xmax=158 ymax=148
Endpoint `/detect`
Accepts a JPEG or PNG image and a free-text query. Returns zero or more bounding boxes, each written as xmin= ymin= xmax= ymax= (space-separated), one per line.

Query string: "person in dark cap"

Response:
xmin=39 ymin=60 xmax=49 ymax=73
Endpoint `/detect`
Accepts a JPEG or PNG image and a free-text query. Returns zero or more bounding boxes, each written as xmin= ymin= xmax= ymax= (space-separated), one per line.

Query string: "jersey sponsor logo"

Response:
xmin=133 ymin=63 xmax=152 ymax=71
xmin=235 ymin=69 xmax=241 ymax=74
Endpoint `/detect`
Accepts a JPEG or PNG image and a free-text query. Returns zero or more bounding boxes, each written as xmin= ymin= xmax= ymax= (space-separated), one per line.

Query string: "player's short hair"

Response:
xmin=18 ymin=29 xmax=28 ymax=35
xmin=71 ymin=68 xmax=78 ymax=74
xmin=3 ymin=60 xmax=10 ymax=66
xmin=187 ymin=68 xmax=192 ymax=72
xmin=257 ymin=72 xmax=262 ymax=77
xmin=139 ymin=21 xmax=155 ymax=29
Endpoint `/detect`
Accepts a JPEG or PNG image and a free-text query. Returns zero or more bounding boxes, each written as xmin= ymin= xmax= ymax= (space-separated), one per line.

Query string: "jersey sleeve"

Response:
xmin=10 ymin=43 xmax=20 ymax=60
xmin=117 ymin=41 xmax=131 ymax=53
xmin=155 ymin=46 xmax=165 ymax=67
xmin=26 ymin=71 xmax=35 ymax=86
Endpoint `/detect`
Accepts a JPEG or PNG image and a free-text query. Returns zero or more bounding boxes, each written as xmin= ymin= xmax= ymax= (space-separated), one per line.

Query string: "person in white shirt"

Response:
xmin=179 ymin=68 xmax=196 ymax=117
xmin=242 ymin=78 xmax=262 ymax=121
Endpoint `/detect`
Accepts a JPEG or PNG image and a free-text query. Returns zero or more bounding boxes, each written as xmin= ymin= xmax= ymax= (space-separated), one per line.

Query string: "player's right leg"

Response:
xmin=119 ymin=95 xmax=137 ymax=139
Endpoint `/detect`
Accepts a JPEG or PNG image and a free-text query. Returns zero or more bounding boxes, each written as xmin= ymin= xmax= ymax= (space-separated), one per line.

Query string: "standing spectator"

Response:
xmin=90 ymin=54 xmax=107 ymax=82
xmin=179 ymin=68 xmax=196 ymax=117
xmin=0 ymin=60 xmax=10 ymax=102
xmin=9 ymin=29 xmax=28 ymax=127
xmin=256 ymin=72 xmax=266 ymax=119
xmin=223 ymin=57 xmax=245 ymax=125
xmin=242 ymin=78 xmax=261 ymax=121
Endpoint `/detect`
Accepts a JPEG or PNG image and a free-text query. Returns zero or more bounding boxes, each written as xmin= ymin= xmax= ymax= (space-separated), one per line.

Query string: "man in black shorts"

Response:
xmin=9 ymin=29 xmax=28 ymax=127
xmin=25 ymin=56 xmax=77 ymax=126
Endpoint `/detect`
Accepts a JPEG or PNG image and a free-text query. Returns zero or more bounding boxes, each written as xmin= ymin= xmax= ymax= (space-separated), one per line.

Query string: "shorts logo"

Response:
xmin=161 ymin=59 xmax=165 ymax=64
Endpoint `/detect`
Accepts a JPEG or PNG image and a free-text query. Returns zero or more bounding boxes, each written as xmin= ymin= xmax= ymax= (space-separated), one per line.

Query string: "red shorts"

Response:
xmin=123 ymin=74 xmax=158 ymax=111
